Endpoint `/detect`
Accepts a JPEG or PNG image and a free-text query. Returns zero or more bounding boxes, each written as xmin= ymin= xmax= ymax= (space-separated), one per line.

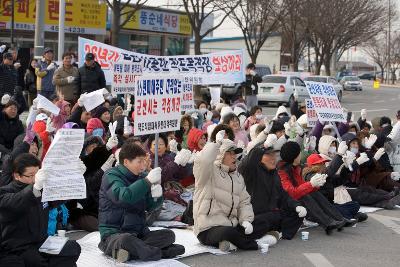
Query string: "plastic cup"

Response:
xmin=57 ymin=230 xmax=66 ymax=238
xmin=301 ymin=231 xmax=309 ymax=241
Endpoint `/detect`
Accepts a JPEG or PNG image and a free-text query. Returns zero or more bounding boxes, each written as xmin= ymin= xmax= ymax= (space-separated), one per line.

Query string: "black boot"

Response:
xmin=354 ymin=212 xmax=368 ymax=222
xmin=161 ymin=244 xmax=185 ymax=259
xmin=343 ymin=218 xmax=357 ymax=228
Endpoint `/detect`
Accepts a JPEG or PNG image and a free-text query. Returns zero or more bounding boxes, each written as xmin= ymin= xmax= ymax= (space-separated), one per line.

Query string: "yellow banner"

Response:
xmin=0 ymin=0 xmax=107 ymax=33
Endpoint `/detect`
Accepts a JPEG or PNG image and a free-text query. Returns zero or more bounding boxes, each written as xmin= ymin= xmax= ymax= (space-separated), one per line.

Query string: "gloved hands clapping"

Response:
xmin=241 ymin=221 xmax=253 ymax=235
xmin=342 ymin=151 xmax=356 ymax=171
xmin=310 ymin=173 xmax=327 ymax=187
xmin=296 ymin=206 xmax=307 ymax=218
xmin=356 ymin=152 xmax=370 ymax=165
xmin=373 ymin=148 xmax=385 ymax=161
xmin=146 ymin=167 xmax=161 ymax=185
xmin=174 ymin=149 xmax=193 ymax=167
xmin=337 ymin=141 xmax=348 ymax=156
xmin=364 ymin=134 xmax=377 ymax=149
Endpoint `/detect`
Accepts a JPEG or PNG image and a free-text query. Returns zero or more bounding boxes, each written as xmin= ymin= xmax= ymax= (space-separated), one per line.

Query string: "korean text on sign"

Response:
xmin=305 ymin=99 xmax=318 ymax=127
xmin=111 ymin=62 xmax=143 ymax=95
xmin=305 ymin=81 xmax=346 ymax=123
xmin=181 ymin=83 xmax=194 ymax=111
xmin=134 ymin=77 xmax=182 ymax=135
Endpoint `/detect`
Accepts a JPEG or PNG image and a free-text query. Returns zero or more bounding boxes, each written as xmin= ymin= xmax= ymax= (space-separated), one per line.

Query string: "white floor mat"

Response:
xmin=77 ymin=228 xmax=227 ymax=267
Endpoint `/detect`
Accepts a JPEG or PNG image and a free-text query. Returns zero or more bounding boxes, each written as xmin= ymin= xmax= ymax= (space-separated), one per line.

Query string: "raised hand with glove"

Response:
xmin=342 ymin=151 xmax=356 ymax=171
xmin=264 ymin=134 xmax=277 ymax=148
xmin=145 ymin=167 xmax=161 ymax=185
xmin=77 ymin=93 xmax=86 ymax=107
xmin=174 ymin=149 xmax=193 ymax=167
xmin=168 ymin=139 xmax=179 ymax=154
xmin=373 ymin=148 xmax=385 ymax=161
xmin=361 ymin=109 xmax=367 ymax=121
xmin=34 ymin=169 xmax=48 ymax=191
xmin=310 ymin=173 xmax=327 ymax=187
xmin=0 ymin=44 xmax=6 ymax=53
xmin=106 ymin=136 xmax=119 ymax=150
xmin=101 ymin=154 xmax=116 ymax=172
xmin=46 ymin=62 xmax=56 ymax=71
xmin=364 ymin=134 xmax=377 ymax=149
xmin=1 ymin=94 xmax=10 ymax=105
xmin=356 ymin=152 xmax=370 ymax=165
xmin=123 ymin=117 xmax=133 ymax=136
xmin=390 ymin=172 xmax=400 ymax=181
xmin=215 ymin=130 xmax=226 ymax=144
xmin=337 ymin=141 xmax=348 ymax=156
xmin=151 ymin=184 xmax=163 ymax=199
xmin=241 ymin=221 xmax=253 ymax=235
xmin=296 ymin=206 xmax=307 ymax=218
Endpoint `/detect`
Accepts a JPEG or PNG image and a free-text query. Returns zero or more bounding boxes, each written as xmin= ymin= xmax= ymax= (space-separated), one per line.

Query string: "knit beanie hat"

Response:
xmin=92 ymin=106 xmax=109 ymax=119
xmin=280 ymin=141 xmax=301 ymax=164
xmin=187 ymin=128 xmax=205 ymax=152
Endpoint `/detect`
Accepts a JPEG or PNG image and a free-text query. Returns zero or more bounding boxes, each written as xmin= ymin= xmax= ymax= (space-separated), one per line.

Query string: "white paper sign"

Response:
xmin=181 ymin=83 xmax=194 ymax=111
xmin=209 ymin=86 xmax=221 ymax=106
xmin=134 ymin=76 xmax=182 ymax=136
xmin=111 ymin=62 xmax=142 ymax=95
xmin=82 ymin=89 xmax=105 ymax=112
xmin=305 ymin=99 xmax=318 ymax=127
xmin=36 ymin=95 xmax=60 ymax=115
xmin=42 ymin=129 xmax=86 ymax=202
xmin=305 ymin=81 xmax=346 ymax=123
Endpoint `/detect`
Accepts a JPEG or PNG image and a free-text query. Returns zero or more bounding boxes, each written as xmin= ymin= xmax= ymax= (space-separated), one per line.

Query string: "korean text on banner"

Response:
xmin=78 ymin=37 xmax=245 ymax=86
xmin=305 ymin=99 xmax=318 ymax=127
xmin=111 ymin=62 xmax=143 ymax=95
xmin=134 ymin=77 xmax=182 ymax=136
xmin=181 ymin=83 xmax=194 ymax=111
xmin=41 ymin=129 xmax=86 ymax=202
xmin=305 ymin=81 xmax=346 ymax=123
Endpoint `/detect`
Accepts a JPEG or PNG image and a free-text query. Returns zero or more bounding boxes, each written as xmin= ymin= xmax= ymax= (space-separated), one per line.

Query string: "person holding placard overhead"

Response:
xmin=98 ymin=142 xmax=185 ymax=262
xmin=0 ymin=153 xmax=81 ymax=266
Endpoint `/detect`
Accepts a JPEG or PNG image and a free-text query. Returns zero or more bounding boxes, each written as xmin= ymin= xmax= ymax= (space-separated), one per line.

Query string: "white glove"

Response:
xmin=77 ymin=93 xmax=86 ymax=107
xmin=66 ymin=76 xmax=75 ymax=84
xmin=13 ymin=62 xmax=21 ymax=69
xmin=293 ymin=89 xmax=299 ymax=101
xmin=337 ymin=141 xmax=348 ymax=156
xmin=151 ymin=184 xmax=163 ymax=198
xmin=264 ymin=134 xmax=277 ymax=148
xmin=34 ymin=169 xmax=48 ymax=191
xmin=242 ymin=221 xmax=253 ymax=235
xmin=295 ymin=123 xmax=304 ymax=136
xmin=101 ymin=154 xmax=115 ymax=172
xmin=106 ymin=136 xmax=119 ymax=150
xmin=146 ymin=167 xmax=162 ymax=184
xmin=191 ymin=112 xmax=199 ymax=120
xmin=364 ymin=134 xmax=377 ymax=149
xmin=174 ymin=149 xmax=192 ymax=167
xmin=1 ymin=94 xmax=10 ymax=105
xmin=308 ymin=136 xmax=317 ymax=151
xmin=205 ymin=111 xmax=213 ymax=121
xmin=0 ymin=44 xmax=6 ymax=53
xmin=342 ymin=151 xmax=356 ymax=171
xmin=310 ymin=173 xmax=327 ymax=187
xmin=46 ymin=119 xmax=55 ymax=133
xmin=46 ymin=62 xmax=55 ymax=71
xmin=123 ymin=117 xmax=132 ymax=136
xmin=284 ymin=122 xmax=292 ymax=136
xmin=216 ymin=130 xmax=225 ymax=144
xmin=169 ymin=139 xmax=179 ymax=154
xmin=373 ymin=148 xmax=385 ymax=161
xmin=296 ymin=206 xmax=307 ymax=218
xmin=391 ymin=172 xmax=400 ymax=181
xmin=356 ymin=152 xmax=370 ymax=165
xmin=273 ymin=135 xmax=287 ymax=151
xmin=361 ymin=109 xmax=367 ymax=120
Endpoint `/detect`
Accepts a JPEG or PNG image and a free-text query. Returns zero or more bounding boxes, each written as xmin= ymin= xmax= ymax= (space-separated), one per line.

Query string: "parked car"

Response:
xmin=303 ymin=76 xmax=343 ymax=102
xmin=257 ymin=74 xmax=308 ymax=106
xmin=340 ymin=76 xmax=363 ymax=91
xmin=358 ymin=73 xmax=376 ymax=80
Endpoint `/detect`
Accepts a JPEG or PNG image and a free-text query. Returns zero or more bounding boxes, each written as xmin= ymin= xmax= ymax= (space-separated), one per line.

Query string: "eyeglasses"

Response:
xmin=21 ymin=174 xmax=35 ymax=179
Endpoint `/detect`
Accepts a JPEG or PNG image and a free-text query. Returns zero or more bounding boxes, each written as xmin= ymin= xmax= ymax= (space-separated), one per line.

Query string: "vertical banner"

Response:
xmin=134 ymin=77 xmax=183 ymax=135
xmin=305 ymin=99 xmax=318 ymax=127
xmin=111 ymin=62 xmax=143 ymax=95
xmin=181 ymin=83 xmax=194 ymax=111
xmin=305 ymin=81 xmax=346 ymax=123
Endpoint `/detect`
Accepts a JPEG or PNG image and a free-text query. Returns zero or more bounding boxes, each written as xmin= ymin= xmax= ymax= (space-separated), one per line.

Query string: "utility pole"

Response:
xmin=10 ymin=0 xmax=14 ymax=47
xmin=58 ymin=0 xmax=66 ymax=62
xmin=34 ymin=0 xmax=46 ymax=57
xmin=387 ymin=0 xmax=391 ymax=83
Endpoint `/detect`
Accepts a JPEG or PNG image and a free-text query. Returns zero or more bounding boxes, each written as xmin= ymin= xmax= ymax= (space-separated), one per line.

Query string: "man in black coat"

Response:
xmin=77 ymin=53 xmax=106 ymax=95
xmin=241 ymin=63 xmax=262 ymax=109
xmin=0 ymin=52 xmax=17 ymax=98
xmin=0 ymin=100 xmax=24 ymax=160
xmin=238 ymin=144 xmax=305 ymax=239
xmin=0 ymin=153 xmax=81 ymax=266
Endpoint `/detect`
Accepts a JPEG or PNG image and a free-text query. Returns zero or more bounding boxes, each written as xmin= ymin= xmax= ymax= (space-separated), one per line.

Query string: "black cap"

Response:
xmin=2 ymin=52 xmax=13 ymax=60
xmin=85 ymin=53 xmax=95 ymax=61
xmin=227 ymin=146 xmax=243 ymax=154
xmin=247 ymin=63 xmax=256 ymax=69
xmin=44 ymin=47 xmax=53 ymax=54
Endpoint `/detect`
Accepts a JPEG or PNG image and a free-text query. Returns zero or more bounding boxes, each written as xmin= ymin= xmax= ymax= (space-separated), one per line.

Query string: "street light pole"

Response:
xmin=34 ymin=0 xmax=45 ymax=57
xmin=10 ymin=0 xmax=14 ymax=47
xmin=58 ymin=0 xmax=66 ymax=62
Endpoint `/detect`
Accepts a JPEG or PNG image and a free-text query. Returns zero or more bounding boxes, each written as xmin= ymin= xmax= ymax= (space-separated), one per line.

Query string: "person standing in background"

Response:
xmin=24 ymin=58 xmax=38 ymax=107
xmin=77 ymin=53 xmax=106 ymax=94
xmin=53 ymin=52 xmax=79 ymax=106
xmin=241 ymin=63 xmax=262 ymax=109
xmin=36 ymin=47 xmax=57 ymax=100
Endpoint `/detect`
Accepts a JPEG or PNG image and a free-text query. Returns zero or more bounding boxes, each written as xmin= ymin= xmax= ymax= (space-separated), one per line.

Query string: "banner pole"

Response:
xmin=154 ymin=133 xmax=159 ymax=168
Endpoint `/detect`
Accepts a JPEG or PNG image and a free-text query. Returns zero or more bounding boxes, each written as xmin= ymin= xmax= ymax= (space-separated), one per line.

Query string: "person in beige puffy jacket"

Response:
xmin=52 ymin=52 xmax=79 ymax=105
xmin=193 ymin=130 xmax=271 ymax=251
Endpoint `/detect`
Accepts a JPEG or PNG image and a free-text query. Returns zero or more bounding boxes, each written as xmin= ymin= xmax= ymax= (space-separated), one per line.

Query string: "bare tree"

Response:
xmin=363 ymin=35 xmax=387 ymax=82
xmin=226 ymin=0 xmax=284 ymax=64
xmin=106 ymin=0 xmax=148 ymax=46
xmin=181 ymin=0 xmax=240 ymax=55
xmin=305 ymin=0 xmax=391 ymax=75
xmin=388 ymin=32 xmax=400 ymax=84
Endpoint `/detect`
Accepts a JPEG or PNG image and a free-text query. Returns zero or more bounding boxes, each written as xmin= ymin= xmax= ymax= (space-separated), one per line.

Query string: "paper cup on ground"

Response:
xmin=301 ymin=231 xmax=309 ymax=241
xmin=57 ymin=230 xmax=66 ymax=238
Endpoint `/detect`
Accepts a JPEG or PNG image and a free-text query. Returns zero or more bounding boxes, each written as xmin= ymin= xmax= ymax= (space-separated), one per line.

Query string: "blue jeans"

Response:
xmin=334 ymin=201 xmax=360 ymax=219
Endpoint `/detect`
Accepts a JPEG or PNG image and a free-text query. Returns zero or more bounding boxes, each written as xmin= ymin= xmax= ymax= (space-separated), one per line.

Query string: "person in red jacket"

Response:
xmin=277 ymin=141 xmax=348 ymax=235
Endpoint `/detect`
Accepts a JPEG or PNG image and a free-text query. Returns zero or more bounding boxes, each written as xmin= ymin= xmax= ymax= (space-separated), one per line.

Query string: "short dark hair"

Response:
xmin=119 ymin=142 xmax=147 ymax=163
xmin=249 ymin=105 xmax=262 ymax=116
xmin=12 ymin=153 xmax=41 ymax=175
xmin=255 ymin=124 xmax=266 ymax=135
xmin=222 ymin=113 xmax=239 ymax=125
xmin=197 ymin=101 xmax=208 ymax=109
xmin=62 ymin=52 xmax=72 ymax=59
xmin=210 ymin=124 xmax=235 ymax=142
xmin=147 ymin=134 xmax=168 ymax=150
xmin=270 ymin=120 xmax=285 ymax=134
xmin=247 ymin=63 xmax=256 ymax=70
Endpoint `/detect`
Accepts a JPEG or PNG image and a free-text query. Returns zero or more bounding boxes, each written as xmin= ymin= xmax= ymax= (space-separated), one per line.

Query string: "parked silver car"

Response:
xmin=303 ymin=76 xmax=343 ymax=102
xmin=257 ymin=75 xmax=309 ymax=106
xmin=340 ymin=76 xmax=363 ymax=91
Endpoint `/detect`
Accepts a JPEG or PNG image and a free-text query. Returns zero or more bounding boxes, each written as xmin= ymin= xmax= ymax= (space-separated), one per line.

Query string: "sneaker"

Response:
xmin=218 ymin=240 xmax=237 ymax=252
xmin=257 ymin=234 xmax=278 ymax=247
xmin=354 ymin=212 xmax=368 ymax=223
xmin=112 ymin=248 xmax=129 ymax=263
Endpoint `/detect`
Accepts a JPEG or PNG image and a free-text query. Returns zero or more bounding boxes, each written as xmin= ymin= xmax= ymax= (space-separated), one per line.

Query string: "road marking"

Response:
xmin=304 ymin=253 xmax=335 ymax=267
xmin=369 ymin=213 xmax=400 ymax=235
xmin=374 ymin=100 xmax=385 ymax=103
xmin=351 ymin=109 xmax=389 ymax=113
